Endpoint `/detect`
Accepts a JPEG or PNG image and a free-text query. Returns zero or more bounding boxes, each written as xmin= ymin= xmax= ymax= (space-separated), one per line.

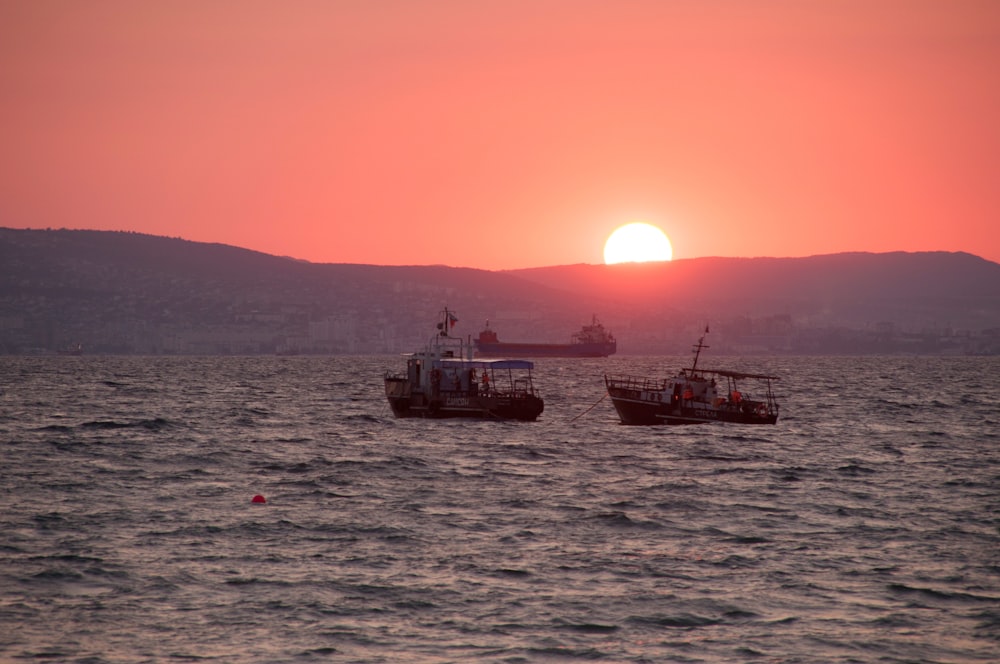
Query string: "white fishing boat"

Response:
xmin=384 ymin=308 xmax=544 ymax=420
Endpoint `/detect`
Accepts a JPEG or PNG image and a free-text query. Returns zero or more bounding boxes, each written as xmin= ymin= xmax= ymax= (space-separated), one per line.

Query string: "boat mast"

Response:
xmin=690 ymin=325 xmax=709 ymax=373
xmin=434 ymin=306 xmax=470 ymax=359
xmin=435 ymin=307 xmax=458 ymax=338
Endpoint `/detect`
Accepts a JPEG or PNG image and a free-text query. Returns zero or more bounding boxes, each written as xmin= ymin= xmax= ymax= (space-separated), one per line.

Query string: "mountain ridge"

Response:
xmin=2 ymin=228 xmax=998 ymax=354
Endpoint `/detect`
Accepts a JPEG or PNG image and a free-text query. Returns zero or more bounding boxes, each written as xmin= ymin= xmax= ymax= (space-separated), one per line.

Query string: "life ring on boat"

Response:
xmin=756 ymin=403 xmax=768 ymax=417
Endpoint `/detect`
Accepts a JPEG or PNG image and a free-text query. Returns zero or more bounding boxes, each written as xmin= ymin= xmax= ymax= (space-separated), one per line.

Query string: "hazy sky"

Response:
xmin=2 ymin=1 xmax=998 ymax=269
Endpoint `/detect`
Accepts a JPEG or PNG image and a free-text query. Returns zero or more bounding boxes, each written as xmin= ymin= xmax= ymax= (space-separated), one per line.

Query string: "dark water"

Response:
xmin=1 ymin=355 xmax=998 ymax=663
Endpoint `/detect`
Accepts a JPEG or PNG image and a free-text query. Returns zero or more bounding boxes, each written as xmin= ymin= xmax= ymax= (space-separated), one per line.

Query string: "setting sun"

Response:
xmin=603 ymin=223 xmax=673 ymax=264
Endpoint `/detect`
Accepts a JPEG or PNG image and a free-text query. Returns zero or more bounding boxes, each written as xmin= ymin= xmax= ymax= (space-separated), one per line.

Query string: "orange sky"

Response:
xmin=2 ymin=0 xmax=998 ymax=269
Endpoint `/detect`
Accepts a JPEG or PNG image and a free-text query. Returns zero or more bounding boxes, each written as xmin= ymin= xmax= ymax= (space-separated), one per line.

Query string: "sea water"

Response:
xmin=1 ymin=355 xmax=997 ymax=663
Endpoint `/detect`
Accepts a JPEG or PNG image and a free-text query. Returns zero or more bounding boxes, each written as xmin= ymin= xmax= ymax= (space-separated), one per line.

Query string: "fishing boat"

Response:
xmin=604 ymin=328 xmax=779 ymax=425
xmin=473 ymin=315 xmax=616 ymax=358
xmin=384 ymin=308 xmax=545 ymax=420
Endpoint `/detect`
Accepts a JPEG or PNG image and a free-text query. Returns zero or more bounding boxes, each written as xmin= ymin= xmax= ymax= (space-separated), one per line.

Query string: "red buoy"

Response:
xmin=251 ymin=494 xmax=266 ymax=504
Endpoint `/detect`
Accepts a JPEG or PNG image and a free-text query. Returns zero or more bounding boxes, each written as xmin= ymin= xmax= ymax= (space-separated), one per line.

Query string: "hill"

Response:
xmin=509 ymin=252 xmax=1000 ymax=330
xmin=1 ymin=228 xmax=998 ymax=354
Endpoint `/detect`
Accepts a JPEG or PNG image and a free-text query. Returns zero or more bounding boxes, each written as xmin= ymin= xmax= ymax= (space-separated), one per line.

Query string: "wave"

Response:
xmin=80 ymin=417 xmax=173 ymax=431
xmin=627 ymin=613 xmax=722 ymax=628
xmin=586 ymin=511 xmax=666 ymax=530
xmin=887 ymin=583 xmax=999 ymax=605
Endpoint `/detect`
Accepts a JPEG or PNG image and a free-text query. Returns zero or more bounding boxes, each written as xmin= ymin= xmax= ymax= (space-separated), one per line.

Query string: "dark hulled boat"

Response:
xmin=384 ymin=308 xmax=544 ymax=421
xmin=473 ymin=315 xmax=616 ymax=358
xmin=605 ymin=329 xmax=779 ymax=425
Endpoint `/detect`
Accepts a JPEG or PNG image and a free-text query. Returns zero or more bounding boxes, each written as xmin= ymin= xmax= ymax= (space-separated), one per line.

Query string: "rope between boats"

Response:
xmin=569 ymin=393 xmax=608 ymax=422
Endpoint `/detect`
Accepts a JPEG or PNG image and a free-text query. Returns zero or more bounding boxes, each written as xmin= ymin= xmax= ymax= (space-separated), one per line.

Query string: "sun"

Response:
xmin=603 ymin=222 xmax=673 ymax=264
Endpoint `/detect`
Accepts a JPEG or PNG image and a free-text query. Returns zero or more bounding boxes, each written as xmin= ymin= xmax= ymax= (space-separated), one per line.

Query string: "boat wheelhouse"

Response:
xmin=604 ymin=329 xmax=779 ymax=425
xmin=384 ymin=308 xmax=544 ymax=421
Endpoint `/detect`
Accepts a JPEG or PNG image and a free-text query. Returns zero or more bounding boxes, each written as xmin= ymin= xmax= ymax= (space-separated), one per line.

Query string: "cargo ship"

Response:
xmin=474 ymin=315 xmax=616 ymax=358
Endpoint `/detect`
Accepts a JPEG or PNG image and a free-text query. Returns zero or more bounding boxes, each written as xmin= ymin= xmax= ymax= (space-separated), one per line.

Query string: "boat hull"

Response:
xmin=474 ymin=341 xmax=616 ymax=358
xmin=384 ymin=378 xmax=544 ymax=421
xmin=605 ymin=383 xmax=778 ymax=426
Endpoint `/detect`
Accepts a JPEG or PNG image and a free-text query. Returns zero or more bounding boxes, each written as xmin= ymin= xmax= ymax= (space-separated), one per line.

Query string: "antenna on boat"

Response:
xmin=437 ymin=306 xmax=458 ymax=337
xmin=690 ymin=325 xmax=709 ymax=373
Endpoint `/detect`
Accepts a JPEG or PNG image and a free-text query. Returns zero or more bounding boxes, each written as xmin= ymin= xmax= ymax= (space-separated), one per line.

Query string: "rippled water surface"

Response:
xmin=1 ymin=355 xmax=998 ymax=663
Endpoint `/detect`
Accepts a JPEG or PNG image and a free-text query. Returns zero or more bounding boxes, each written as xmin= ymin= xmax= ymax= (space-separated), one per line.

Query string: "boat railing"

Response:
xmin=479 ymin=377 xmax=536 ymax=398
xmin=604 ymin=375 xmax=668 ymax=392
xmin=715 ymin=392 xmax=778 ymax=416
xmin=511 ymin=377 xmax=536 ymax=397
